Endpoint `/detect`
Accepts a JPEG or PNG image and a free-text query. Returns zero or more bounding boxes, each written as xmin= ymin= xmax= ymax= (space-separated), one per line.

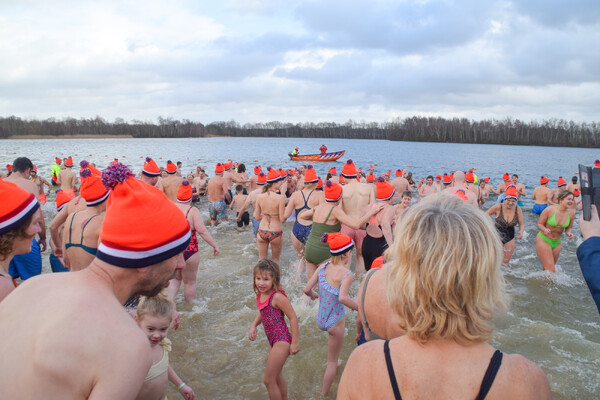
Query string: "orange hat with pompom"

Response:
xmin=304 ymin=165 xmax=318 ymax=183
xmin=97 ymin=162 xmax=190 ymax=268
xmin=573 ymin=189 xmax=581 ymax=196
xmin=502 ymin=172 xmax=510 ymax=181
xmin=253 ymin=166 xmax=261 ymax=174
xmin=80 ymin=168 xmax=110 ymax=206
xmin=328 ymin=167 xmax=337 ymax=176
xmin=540 ymin=176 xmax=549 ymax=184
xmin=316 ymin=178 xmax=323 ymax=190
xmin=321 ymin=232 xmax=354 ymax=256
xmin=557 ymin=176 xmax=566 ymax=187
xmin=177 ymin=180 xmax=193 ymax=203
xmin=214 ymin=163 xmax=224 ymax=174
xmin=505 ymin=186 xmax=518 ymax=200
xmin=55 ymin=189 xmax=75 ymax=211
xmin=64 ymin=157 xmax=74 ymax=167
xmin=0 ymin=180 xmax=39 ymax=234
xmin=80 ymin=160 xmax=101 ymax=177
xmin=341 ymin=160 xmax=357 ymax=179
xmin=442 ymin=173 xmax=452 ymax=184
xmin=465 ymin=172 xmax=475 ymax=183
xmin=256 ymin=172 xmax=267 ymax=185
xmin=366 ymin=173 xmax=375 ymax=183
xmin=376 ymin=177 xmax=395 ymax=201
xmin=142 ymin=157 xmax=161 ymax=177
xmin=166 ymin=160 xmax=177 ymax=174
xmin=324 ymin=181 xmax=343 ymax=202
xmin=267 ymin=168 xmax=282 ymax=183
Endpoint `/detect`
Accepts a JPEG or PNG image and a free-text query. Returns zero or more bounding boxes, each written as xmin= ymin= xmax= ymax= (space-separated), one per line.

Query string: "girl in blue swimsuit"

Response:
xmin=304 ymin=232 xmax=357 ymax=396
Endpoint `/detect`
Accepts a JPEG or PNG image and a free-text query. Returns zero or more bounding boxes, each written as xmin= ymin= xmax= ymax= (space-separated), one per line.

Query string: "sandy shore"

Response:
xmin=6 ymin=134 xmax=134 ymax=139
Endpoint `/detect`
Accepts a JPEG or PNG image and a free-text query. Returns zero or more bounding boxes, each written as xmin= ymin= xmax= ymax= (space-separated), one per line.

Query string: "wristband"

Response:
xmin=178 ymin=382 xmax=186 ymax=390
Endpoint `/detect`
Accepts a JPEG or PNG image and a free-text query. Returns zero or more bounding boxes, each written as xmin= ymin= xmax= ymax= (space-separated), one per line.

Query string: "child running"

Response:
xmin=303 ymin=232 xmax=357 ymax=396
xmin=249 ymin=259 xmax=300 ymax=400
xmin=135 ymin=293 xmax=195 ymax=400
xmin=231 ymin=184 xmax=249 ymax=231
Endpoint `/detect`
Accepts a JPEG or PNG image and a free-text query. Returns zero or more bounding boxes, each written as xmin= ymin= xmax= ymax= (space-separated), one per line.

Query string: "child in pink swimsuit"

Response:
xmin=249 ymin=259 xmax=299 ymax=399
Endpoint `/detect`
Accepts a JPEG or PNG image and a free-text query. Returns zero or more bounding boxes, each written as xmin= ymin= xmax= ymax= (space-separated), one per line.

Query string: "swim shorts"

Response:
xmin=209 ymin=200 xmax=227 ymax=220
xmin=532 ymin=204 xmax=548 ymax=215
xmin=237 ymin=211 xmax=250 ymax=227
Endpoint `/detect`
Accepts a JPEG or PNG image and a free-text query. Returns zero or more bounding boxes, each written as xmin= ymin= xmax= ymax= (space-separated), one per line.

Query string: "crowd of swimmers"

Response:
xmin=1 ymin=154 xmax=599 ymax=399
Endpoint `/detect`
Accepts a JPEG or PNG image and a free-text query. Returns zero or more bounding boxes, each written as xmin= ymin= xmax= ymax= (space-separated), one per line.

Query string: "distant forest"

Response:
xmin=1 ymin=115 xmax=599 ymax=148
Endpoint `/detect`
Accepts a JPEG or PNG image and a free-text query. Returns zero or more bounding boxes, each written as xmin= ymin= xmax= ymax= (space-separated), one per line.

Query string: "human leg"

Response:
xmin=264 ymin=341 xmax=290 ymax=400
xmin=322 ymin=317 xmax=346 ymax=395
xmin=270 ymin=233 xmax=283 ymax=265
xmin=503 ymin=239 xmax=516 ymax=264
xmin=182 ymin=252 xmax=200 ymax=302
xmin=256 ymin=232 xmax=270 ymax=260
xmin=536 ymin=233 xmax=557 ymax=272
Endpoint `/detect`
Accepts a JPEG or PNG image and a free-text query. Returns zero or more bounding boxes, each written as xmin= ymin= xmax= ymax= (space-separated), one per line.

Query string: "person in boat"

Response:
xmin=291 ymin=147 xmax=299 ymax=157
xmin=320 ymin=144 xmax=327 ymax=155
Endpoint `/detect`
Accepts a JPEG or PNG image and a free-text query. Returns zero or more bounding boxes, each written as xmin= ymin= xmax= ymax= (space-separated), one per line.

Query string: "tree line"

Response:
xmin=1 ymin=115 xmax=598 ymax=147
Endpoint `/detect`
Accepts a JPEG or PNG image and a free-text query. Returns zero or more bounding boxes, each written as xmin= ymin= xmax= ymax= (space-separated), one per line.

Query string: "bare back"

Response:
xmin=207 ymin=175 xmax=226 ymax=202
xmin=341 ymin=180 xmax=374 ymax=219
xmin=391 ymin=177 xmax=409 ymax=195
xmin=255 ymin=190 xmax=285 ymax=231
xmin=159 ymin=175 xmax=183 ymax=202
xmin=62 ymin=209 xmax=104 ymax=271
xmin=58 ymin=168 xmax=77 ymax=190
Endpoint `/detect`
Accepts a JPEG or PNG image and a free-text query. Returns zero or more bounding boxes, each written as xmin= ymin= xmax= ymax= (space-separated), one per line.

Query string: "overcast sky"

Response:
xmin=1 ymin=0 xmax=598 ymax=125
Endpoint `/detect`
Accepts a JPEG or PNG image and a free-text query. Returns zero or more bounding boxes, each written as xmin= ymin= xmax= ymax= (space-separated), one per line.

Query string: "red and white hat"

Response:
xmin=166 ymin=160 xmax=177 ymax=174
xmin=253 ymin=166 xmax=262 ymax=175
xmin=80 ymin=160 xmax=101 ymax=176
xmin=442 ymin=173 xmax=452 ymax=184
xmin=366 ymin=173 xmax=375 ymax=183
xmin=540 ymin=176 xmax=549 ymax=184
xmin=55 ymin=157 xmax=62 ymax=164
xmin=465 ymin=172 xmax=475 ymax=183
xmin=557 ymin=176 xmax=567 ymax=187
xmin=267 ymin=168 xmax=282 ymax=183
xmin=224 ymin=162 xmax=232 ymax=171
xmin=177 ymin=180 xmax=193 ymax=203
xmin=97 ymin=162 xmax=190 ymax=268
xmin=316 ymin=178 xmax=323 ymax=190
xmin=376 ymin=177 xmax=395 ymax=201
xmin=304 ymin=165 xmax=318 ymax=184
xmin=502 ymin=172 xmax=510 ymax=181
xmin=80 ymin=168 xmax=110 ymax=206
xmin=55 ymin=189 xmax=75 ymax=211
xmin=257 ymin=172 xmax=267 ymax=185
xmin=0 ymin=180 xmax=39 ymax=235
xmin=64 ymin=157 xmax=74 ymax=167
xmin=320 ymin=232 xmax=354 ymax=256
xmin=215 ymin=163 xmax=224 ymax=175
xmin=341 ymin=160 xmax=358 ymax=179
xmin=328 ymin=167 xmax=337 ymax=176
xmin=142 ymin=157 xmax=161 ymax=177
xmin=395 ymin=169 xmax=403 ymax=176
xmin=505 ymin=186 xmax=518 ymax=200
xmin=324 ymin=181 xmax=343 ymax=202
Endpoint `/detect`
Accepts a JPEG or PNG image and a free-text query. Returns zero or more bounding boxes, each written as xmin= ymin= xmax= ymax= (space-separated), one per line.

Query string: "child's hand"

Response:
xmin=213 ymin=247 xmax=220 ymax=257
xmin=290 ymin=342 xmax=300 ymax=355
xmin=305 ymin=290 xmax=318 ymax=301
xmin=248 ymin=326 xmax=257 ymax=341
xmin=179 ymin=384 xmax=195 ymax=400
xmin=172 ymin=311 xmax=181 ymax=330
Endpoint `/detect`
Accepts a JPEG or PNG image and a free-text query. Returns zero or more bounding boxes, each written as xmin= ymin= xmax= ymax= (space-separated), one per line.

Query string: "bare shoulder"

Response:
xmin=339 ymin=340 xmax=385 ymax=398
xmin=499 ymin=353 xmax=551 ymax=399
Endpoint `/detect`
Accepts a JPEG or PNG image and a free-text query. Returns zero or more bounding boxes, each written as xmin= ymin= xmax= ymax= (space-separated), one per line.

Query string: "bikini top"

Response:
xmin=384 ymin=340 xmax=503 ymax=400
xmin=495 ymin=204 xmax=519 ymax=229
xmin=64 ymin=211 xmax=100 ymax=255
xmin=546 ymin=206 xmax=570 ymax=228
xmin=144 ymin=338 xmax=171 ymax=382
xmin=366 ymin=203 xmax=383 ymax=230
xmin=360 ymin=268 xmax=385 ymax=341
xmin=295 ymin=190 xmax=314 ymax=218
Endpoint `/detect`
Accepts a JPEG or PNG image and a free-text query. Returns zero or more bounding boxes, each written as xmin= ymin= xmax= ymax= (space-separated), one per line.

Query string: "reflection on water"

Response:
xmin=7 ymin=137 xmax=600 ymax=399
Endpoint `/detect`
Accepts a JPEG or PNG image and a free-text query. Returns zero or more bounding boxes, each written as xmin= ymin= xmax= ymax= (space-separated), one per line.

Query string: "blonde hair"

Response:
xmin=385 ymin=193 xmax=508 ymax=345
xmin=136 ymin=292 xmax=174 ymax=321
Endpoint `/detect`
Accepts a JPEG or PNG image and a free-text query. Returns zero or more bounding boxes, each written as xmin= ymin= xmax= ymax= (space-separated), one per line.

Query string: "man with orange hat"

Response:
xmin=511 ymin=174 xmax=527 ymax=206
xmin=532 ymin=176 xmax=551 ymax=214
xmin=157 ymin=160 xmax=183 ymax=202
xmin=237 ymin=172 xmax=267 ymax=236
xmin=340 ymin=160 xmax=375 ymax=277
xmin=548 ymin=176 xmax=568 ymax=205
xmin=50 ymin=157 xmax=62 ymax=186
xmin=207 ymin=163 xmax=231 ymax=225
xmin=391 ymin=170 xmax=409 ymax=196
xmin=0 ymin=162 xmax=190 ymax=399
xmin=418 ymin=175 xmax=438 ymax=198
xmin=140 ymin=157 xmax=161 ymax=187
xmin=57 ymin=156 xmax=78 ymax=195
xmin=491 ymin=172 xmax=511 ymax=195
xmin=445 ymin=171 xmax=478 ymax=206
xmin=4 ymin=157 xmax=47 ymax=280
xmin=30 ymin=166 xmax=51 ymax=204
xmin=465 ymin=171 xmax=483 ymax=206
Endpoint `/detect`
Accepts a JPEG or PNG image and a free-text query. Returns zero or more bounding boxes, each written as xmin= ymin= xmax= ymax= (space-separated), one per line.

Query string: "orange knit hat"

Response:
xmin=80 ymin=168 xmax=110 ymax=206
xmin=442 ymin=173 xmax=452 ymax=184
xmin=341 ymin=160 xmax=358 ymax=179
xmin=166 ymin=160 xmax=177 ymax=174
xmin=324 ymin=181 xmax=343 ymax=202
xmin=339 ymin=176 xmax=346 ymax=185
xmin=224 ymin=162 xmax=232 ymax=171
xmin=371 ymin=256 xmax=384 ymax=269
xmin=540 ymin=176 xmax=549 ymax=184
xmin=257 ymin=172 xmax=267 ymax=185
xmin=304 ymin=165 xmax=318 ymax=183
xmin=80 ymin=160 xmax=101 ymax=176
xmin=5 ymin=164 xmax=11 ymax=172
xmin=505 ymin=186 xmax=518 ymax=200
xmin=328 ymin=167 xmax=337 ymax=176
xmin=97 ymin=162 xmax=190 ymax=268
xmin=502 ymin=172 xmax=510 ymax=181
xmin=320 ymin=232 xmax=354 ymax=256
xmin=177 ymin=180 xmax=193 ymax=203
xmin=574 ymin=188 xmax=581 ymax=196
xmin=557 ymin=176 xmax=566 ymax=187
xmin=0 ymin=180 xmax=39 ymax=234
xmin=279 ymin=169 xmax=287 ymax=179
xmin=436 ymin=174 xmax=441 ymax=180
xmin=595 ymin=160 xmax=600 ymax=167
xmin=214 ymin=163 xmax=224 ymax=174
xmin=465 ymin=172 xmax=475 ymax=183
xmin=142 ymin=157 xmax=161 ymax=177
xmin=366 ymin=173 xmax=375 ymax=183
xmin=316 ymin=178 xmax=323 ymax=190
xmin=55 ymin=157 xmax=62 ymax=164
xmin=253 ymin=166 xmax=261 ymax=174
xmin=266 ymin=168 xmax=282 ymax=183
xmin=484 ymin=177 xmax=490 ymax=183
xmin=64 ymin=157 xmax=74 ymax=167
xmin=395 ymin=169 xmax=403 ymax=176
xmin=55 ymin=189 xmax=75 ymax=211
xmin=376 ymin=177 xmax=395 ymax=201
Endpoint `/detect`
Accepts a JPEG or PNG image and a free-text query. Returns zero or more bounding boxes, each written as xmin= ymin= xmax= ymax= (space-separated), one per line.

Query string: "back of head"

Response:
xmin=453 ymin=170 xmax=465 ymax=183
xmin=385 ymin=193 xmax=507 ymax=345
xmin=11 ymin=157 xmax=34 ymax=174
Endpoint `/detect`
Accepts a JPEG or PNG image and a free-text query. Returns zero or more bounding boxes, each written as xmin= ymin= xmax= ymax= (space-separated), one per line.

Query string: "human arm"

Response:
xmin=168 ymin=364 xmax=195 ymax=400
xmin=38 ymin=208 xmax=47 ymax=252
xmin=518 ymin=184 xmax=527 ymax=197
xmin=486 ymin=203 xmax=500 ymax=217
xmin=303 ymin=266 xmax=320 ymax=300
xmin=248 ymin=313 xmax=262 ymax=341
xmin=297 ymin=208 xmax=314 ymax=225
xmin=537 ymin=208 xmax=551 ymax=235
xmin=229 ymin=196 xmax=235 ymax=210
xmin=278 ymin=194 xmax=286 ymax=223
xmin=516 ymin=207 xmax=524 ymax=239
xmin=272 ymin=292 xmax=300 ymax=354
xmin=222 ymin=182 xmax=232 ymax=203
xmin=253 ymin=196 xmax=262 ymax=221
xmin=577 ymin=206 xmax=600 ymax=313
xmin=565 ymin=209 xmax=576 ymax=240
xmin=282 ymin=192 xmax=297 ymax=221
xmin=42 ymin=177 xmax=52 ymax=193
xmin=49 ymin=206 xmax=70 ymax=257
xmin=339 ymin=273 xmax=358 ymax=311
xmin=192 ymin=209 xmax=219 ymax=256
xmin=380 ymin=207 xmax=394 ymax=247
xmin=334 ymin=203 xmax=384 ymax=229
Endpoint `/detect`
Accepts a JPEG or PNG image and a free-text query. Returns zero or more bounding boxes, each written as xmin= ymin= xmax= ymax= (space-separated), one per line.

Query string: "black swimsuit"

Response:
xmin=384 ymin=340 xmax=503 ymax=400
xmin=495 ymin=205 xmax=518 ymax=244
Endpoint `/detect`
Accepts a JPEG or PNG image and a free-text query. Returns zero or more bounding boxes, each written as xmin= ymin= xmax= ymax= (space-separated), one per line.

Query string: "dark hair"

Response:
xmin=235 ymin=184 xmax=244 ymax=192
xmin=401 ymin=190 xmax=412 ymax=198
xmin=0 ymin=214 xmax=33 ymax=260
xmin=253 ymin=259 xmax=283 ymax=294
xmin=427 ymin=175 xmax=434 ymax=180
xmin=512 ymin=174 xmax=519 ymax=179
xmin=326 ymin=173 xmax=332 ymax=180
xmin=177 ymin=161 xmax=182 ymax=166
xmin=572 ymin=176 xmax=578 ymax=183
xmin=237 ymin=164 xmax=246 ymax=173
xmin=12 ymin=157 xmax=34 ymax=173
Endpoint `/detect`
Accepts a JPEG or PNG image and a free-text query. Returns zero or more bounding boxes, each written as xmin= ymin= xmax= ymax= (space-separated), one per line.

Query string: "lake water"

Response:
xmin=2 ymin=137 xmax=599 ymax=399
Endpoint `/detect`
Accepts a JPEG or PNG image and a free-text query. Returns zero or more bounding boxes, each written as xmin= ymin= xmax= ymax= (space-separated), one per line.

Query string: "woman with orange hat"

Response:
xmin=362 ymin=178 xmax=397 ymax=271
xmin=299 ymin=181 xmax=383 ymax=280
xmin=486 ymin=186 xmax=524 ymax=264
xmin=536 ymin=190 xmax=576 ymax=273
xmin=169 ymin=180 xmax=220 ymax=302
xmin=254 ymin=169 xmax=287 ymax=265
xmin=0 ymin=179 xmax=43 ymax=301
xmin=281 ymin=166 xmax=324 ymax=281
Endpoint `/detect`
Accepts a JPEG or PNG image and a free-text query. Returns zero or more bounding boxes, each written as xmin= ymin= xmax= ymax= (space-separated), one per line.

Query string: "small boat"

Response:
xmin=288 ymin=150 xmax=345 ymax=162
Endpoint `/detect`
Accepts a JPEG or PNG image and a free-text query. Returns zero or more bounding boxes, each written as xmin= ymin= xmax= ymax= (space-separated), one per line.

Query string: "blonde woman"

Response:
xmin=340 ymin=193 xmax=551 ymax=400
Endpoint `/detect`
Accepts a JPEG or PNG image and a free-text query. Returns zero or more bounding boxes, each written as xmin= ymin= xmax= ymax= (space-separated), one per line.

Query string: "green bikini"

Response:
xmin=537 ymin=206 xmax=570 ymax=249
